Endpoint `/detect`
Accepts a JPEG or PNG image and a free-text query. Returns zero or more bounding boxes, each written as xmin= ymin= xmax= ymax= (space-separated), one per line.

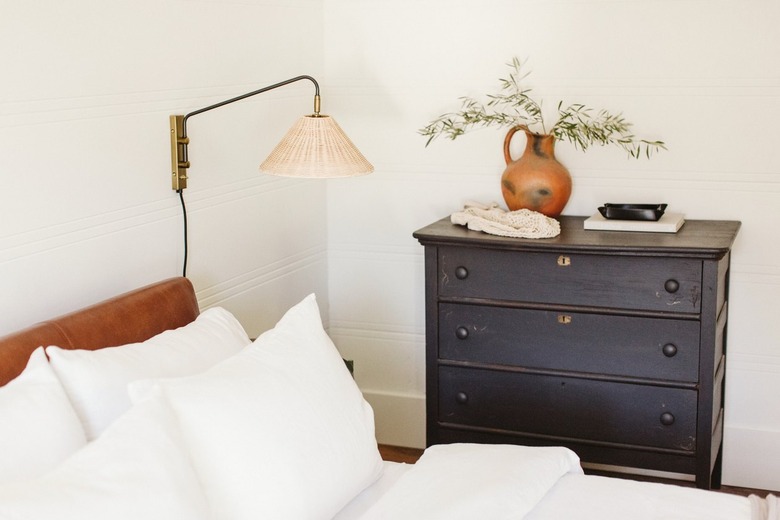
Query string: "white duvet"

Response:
xmin=350 ymin=443 xmax=582 ymax=520
xmin=524 ymin=473 xmax=752 ymax=520
xmin=336 ymin=443 xmax=760 ymax=520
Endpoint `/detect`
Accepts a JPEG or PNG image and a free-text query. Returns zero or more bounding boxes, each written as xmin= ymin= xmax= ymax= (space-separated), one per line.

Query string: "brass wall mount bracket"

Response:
xmin=169 ymin=115 xmax=190 ymax=191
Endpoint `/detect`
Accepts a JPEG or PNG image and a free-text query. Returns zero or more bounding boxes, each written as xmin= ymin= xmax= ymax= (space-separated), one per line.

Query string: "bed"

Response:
xmin=0 ymin=277 xmax=775 ymax=519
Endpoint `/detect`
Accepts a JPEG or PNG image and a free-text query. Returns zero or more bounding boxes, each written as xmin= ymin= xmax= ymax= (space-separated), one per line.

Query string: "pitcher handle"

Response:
xmin=503 ymin=125 xmax=529 ymax=165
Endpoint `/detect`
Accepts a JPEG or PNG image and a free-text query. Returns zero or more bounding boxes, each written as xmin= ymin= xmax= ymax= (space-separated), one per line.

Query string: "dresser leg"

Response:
xmin=710 ymin=449 xmax=723 ymax=490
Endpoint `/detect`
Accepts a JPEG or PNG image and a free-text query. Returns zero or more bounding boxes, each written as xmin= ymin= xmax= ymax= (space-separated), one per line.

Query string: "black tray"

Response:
xmin=598 ymin=203 xmax=667 ymax=221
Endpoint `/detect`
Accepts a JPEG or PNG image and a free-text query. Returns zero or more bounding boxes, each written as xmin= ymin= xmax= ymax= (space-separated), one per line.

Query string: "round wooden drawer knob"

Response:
xmin=664 ymin=279 xmax=680 ymax=293
xmin=455 ymin=327 xmax=469 ymax=340
xmin=662 ymin=343 xmax=678 ymax=357
xmin=456 ymin=392 xmax=469 ymax=404
xmin=455 ymin=266 xmax=469 ymax=280
xmin=660 ymin=412 xmax=675 ymax=426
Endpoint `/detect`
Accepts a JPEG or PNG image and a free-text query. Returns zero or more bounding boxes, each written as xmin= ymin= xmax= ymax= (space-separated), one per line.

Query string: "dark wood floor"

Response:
xmin=378 ymin=444 xmax=425 ymax=464
xmin=378 ymin=444 xmax=776 ymax=498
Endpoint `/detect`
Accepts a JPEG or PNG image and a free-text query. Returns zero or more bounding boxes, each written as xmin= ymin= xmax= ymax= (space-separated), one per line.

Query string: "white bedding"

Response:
xmin=334 ymin=462 xmax=410 ymax=520
xmin=1 ymin=294 xmax=772 ymax=520
xmin=355 ymin=443 xmax=582 ymax=520
xmin=335 ymin=445 xmax=759 ymax=520
xmin=524 ymin=473 xmax=751 ymax=520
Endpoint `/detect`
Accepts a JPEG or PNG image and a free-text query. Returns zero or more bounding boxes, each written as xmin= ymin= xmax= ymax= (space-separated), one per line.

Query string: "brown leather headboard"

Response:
xmin=0 ymin=277 xmax=199 ymax=386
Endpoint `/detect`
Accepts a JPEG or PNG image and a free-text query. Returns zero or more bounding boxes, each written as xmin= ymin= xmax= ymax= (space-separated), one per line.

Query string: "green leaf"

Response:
xmin=419 ymin=57 xmax=665 ymax=158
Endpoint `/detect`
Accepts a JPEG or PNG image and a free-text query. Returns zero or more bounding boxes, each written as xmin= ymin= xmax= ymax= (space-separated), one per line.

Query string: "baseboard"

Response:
xmin=362 ymin=390 xmax=426 ymax=449
xmin=723 ymin=426 xmax=780 ymax=492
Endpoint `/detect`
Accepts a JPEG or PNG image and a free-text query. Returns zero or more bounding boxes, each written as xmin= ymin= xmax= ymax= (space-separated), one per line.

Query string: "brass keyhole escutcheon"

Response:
xmin=557 ymin=255 xmax=571 ymax=267
xmin=557 ymin=315 xmax=572 ymax=324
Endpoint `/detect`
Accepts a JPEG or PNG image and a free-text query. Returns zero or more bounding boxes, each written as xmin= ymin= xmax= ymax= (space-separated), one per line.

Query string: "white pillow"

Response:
xmin=0 ymin=347 xmax=87 ymax=484
xmin=46 ymin=306 xmax=250 ymax=440
xmin=142 ymin=294 xmax=384 ymax=520
xmin=0 ymin=395 xmax=209 ymax=520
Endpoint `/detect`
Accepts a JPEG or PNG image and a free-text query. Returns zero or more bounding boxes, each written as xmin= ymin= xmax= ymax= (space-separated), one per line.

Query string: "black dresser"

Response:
xmin=413 ymin=215 xmax=740 ymax=489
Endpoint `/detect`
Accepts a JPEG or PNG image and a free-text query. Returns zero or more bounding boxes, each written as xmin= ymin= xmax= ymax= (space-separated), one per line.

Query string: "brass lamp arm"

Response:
xmin=183 ymin=75 xmax=321 ymax=134
xmin=170 ymin=75 xmax=321 ymax=191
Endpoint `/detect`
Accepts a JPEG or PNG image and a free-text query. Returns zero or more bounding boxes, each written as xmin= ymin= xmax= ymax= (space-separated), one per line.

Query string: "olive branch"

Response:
xmin=420 ymin=57 xmax=666 ymax=159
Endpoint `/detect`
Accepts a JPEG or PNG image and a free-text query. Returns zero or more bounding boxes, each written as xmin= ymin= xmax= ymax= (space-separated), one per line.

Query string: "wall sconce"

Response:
xmin=169 ymin=75 xmax=373 ymax=191
xmin=169 ymin=75 xmax=372 ymax=276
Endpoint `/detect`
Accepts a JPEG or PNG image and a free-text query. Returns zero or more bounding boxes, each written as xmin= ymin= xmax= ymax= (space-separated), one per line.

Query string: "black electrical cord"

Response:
xmin=178 ymin=189 xmax=188 ymax=277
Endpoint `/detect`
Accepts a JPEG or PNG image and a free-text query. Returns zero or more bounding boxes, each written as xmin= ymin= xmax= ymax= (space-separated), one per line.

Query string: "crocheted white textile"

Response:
xmin=451 ymin=202 xmax=561 ymax=239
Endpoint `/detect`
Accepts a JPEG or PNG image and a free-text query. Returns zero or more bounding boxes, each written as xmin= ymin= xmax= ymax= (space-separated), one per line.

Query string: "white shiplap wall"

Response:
xmin=0 ymin=0 xmax=331 ymax=338
xmin=324 ymin=0 xmax=780 ymax=491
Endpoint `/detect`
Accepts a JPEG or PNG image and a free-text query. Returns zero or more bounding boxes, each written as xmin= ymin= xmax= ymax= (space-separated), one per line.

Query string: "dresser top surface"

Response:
xmin=414 ymin=216 xmax=741 ymax=258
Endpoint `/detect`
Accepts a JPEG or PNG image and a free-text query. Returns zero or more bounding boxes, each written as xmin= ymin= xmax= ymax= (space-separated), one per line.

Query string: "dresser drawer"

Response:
xmin=439 ymin=303 xmax=700 ymax=382
xmin=439 ymin=247 xmax=703 ymax=313
xmin=439 ymin=366 xmax=697 ymax=451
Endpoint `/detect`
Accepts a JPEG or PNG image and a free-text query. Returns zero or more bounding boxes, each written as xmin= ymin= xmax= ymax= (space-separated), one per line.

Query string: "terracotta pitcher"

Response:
xmin=500 ymin=125 xmax=572 ymax=218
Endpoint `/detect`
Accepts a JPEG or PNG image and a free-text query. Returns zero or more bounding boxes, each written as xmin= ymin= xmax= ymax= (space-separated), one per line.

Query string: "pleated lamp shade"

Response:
xmin=260 ymin=115 xmax=373 ymax=178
